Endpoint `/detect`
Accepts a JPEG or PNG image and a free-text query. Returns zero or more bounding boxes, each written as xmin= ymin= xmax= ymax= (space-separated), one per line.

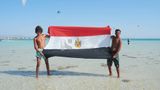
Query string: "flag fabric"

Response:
xmin=43 ymin=26 xmax=112 ymax=59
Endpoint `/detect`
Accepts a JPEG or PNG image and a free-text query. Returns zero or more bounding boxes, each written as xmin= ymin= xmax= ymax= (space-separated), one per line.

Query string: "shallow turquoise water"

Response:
xmin=0 ymin=39 xmax=160 ymax=58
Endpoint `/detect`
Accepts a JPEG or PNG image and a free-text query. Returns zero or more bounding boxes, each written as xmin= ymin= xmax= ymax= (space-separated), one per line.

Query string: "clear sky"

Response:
xmin=0 ymin=0 xmax=160 ymax=38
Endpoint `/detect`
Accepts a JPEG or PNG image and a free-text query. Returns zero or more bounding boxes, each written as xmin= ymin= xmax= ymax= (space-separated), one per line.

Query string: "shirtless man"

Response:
xmin=107 ymin=29 xmax=122 ymax=78
xmin=33 ymin=26 xmax=50 ymax=78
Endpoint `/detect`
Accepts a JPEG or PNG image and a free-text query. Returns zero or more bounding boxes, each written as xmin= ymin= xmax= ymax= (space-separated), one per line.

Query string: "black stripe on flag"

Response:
xmin=43 ymin=47 xmax=112 ymax=59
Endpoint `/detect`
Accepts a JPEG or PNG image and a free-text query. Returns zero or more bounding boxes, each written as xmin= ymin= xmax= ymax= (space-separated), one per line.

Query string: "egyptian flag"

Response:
xmin=43 ymin=26 xmax=112 ymax=59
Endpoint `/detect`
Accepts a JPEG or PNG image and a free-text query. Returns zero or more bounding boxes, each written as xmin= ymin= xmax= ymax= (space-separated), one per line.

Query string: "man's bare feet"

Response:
xmin=109 ymin=73 xmax=112 ymax=76
xmin=47 ymin=72 xmax=51 ymax=76
xmin=117 ymin=75 xmax=120 ymax=78
xmin=36 ymin=76 xmax=39 ymax=79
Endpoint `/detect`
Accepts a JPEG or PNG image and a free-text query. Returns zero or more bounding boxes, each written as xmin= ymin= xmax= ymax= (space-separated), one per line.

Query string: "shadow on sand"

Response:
xmin=0 ymin=70 xmax=107 ymax=77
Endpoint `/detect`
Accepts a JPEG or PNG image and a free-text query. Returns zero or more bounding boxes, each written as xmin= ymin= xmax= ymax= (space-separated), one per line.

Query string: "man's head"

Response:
xmin=115 ymin=29 xmax=121 ymax=37
xmin=35 ymin=26 xmax=43 ymax=34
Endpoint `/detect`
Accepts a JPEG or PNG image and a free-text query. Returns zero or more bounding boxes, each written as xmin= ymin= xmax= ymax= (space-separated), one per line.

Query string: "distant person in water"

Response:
xmin=33 ymin=26 xmax=50 ymax=78
xmin=107 ymin=29 xmax=122 ymax=78
xmin=127 ymin=38 xmax=130 ymax=45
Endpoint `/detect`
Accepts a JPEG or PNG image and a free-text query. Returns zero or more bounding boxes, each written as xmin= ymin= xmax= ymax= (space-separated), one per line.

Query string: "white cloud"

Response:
xmin=22 ymin=0 xmax=27 ymax=6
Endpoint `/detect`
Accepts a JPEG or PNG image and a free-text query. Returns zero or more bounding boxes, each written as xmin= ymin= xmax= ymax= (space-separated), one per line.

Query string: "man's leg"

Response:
xmin=45 ymin=58 xmax=50 ymax=75
xmin=107 ymin=59 xmax=112 ymax=76
xmin=116 ymin=66 xmax=120 ymax=78
xmin=114 ymin=59 xmax=120 ymax=78
xmin=36 ymin=57 xmax=41 ymax=78
xmin=108 ymin=66 xmax=112 ymax=76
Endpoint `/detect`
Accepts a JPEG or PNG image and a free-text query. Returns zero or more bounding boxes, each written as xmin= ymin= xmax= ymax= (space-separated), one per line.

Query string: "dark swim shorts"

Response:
xmin=107 ymin=48 xmax=119 ymax=68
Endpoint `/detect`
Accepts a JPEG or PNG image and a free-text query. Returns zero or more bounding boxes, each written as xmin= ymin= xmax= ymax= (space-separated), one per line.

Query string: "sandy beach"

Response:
xmin=0 ymin=40 xmax=160 ymax=90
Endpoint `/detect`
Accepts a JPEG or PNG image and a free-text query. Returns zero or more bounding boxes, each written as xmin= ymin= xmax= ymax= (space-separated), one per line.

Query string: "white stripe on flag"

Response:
xmin=45 ymin=35 xmax=111 ymax=49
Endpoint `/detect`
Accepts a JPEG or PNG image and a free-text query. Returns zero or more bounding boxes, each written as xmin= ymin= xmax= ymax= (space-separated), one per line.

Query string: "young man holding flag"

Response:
xmin=108 ymin=29 xmax=122 ymax=78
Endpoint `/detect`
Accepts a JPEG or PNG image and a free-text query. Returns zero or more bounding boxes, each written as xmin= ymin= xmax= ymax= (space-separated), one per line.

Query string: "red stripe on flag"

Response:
xmin=48 ymin=26 xmax=111 ymax=36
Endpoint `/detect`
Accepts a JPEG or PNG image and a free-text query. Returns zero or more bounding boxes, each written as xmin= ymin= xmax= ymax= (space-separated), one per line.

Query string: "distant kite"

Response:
xmin=57 ymin=11 xmax=61 ymax=14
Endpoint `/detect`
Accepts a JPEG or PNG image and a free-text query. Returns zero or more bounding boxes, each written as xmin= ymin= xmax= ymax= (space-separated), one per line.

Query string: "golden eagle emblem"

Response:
xmin=75 ymin=38 xmax=81 ymax=48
